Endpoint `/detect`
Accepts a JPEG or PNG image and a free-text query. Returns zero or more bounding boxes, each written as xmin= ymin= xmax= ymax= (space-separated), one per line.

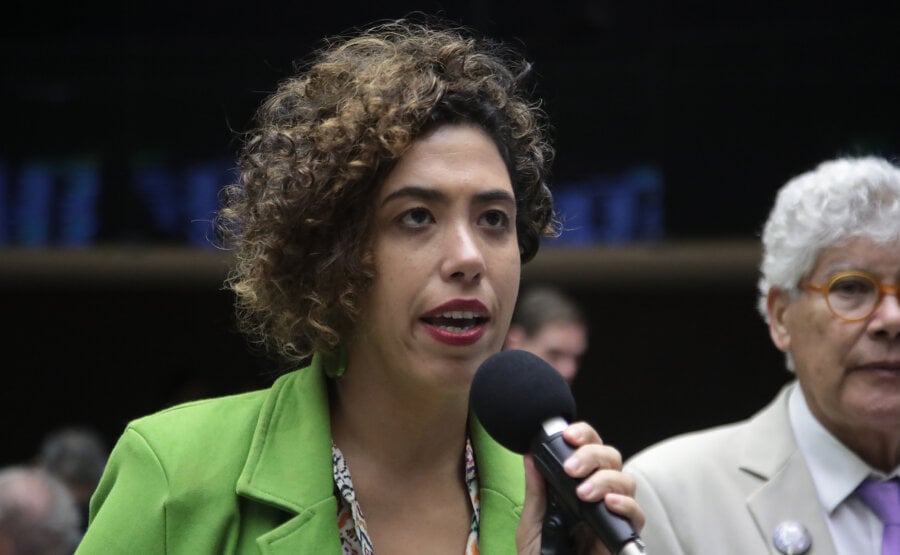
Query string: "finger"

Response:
xmin=563 ymin=444 xmax=623 ymax=479
xmin=569 ymin=492 xmax=645 ymax=555
xmin=573 ymin=467 xmax=636 ymax=504
xmin=561 ymin=421 xmax=602 ymax=447
xmin=603 ymin=492 xmax=645 ymax=532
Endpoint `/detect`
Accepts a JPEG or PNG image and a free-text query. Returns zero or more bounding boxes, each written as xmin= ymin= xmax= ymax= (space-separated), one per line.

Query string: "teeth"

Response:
xmin=442 ymin=324 xmax=474 ymax=332
xmin=441 ymin=311 xmax=476 ymax=319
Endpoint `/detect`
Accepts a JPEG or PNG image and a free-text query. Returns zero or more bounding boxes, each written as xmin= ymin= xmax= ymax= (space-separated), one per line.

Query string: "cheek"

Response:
xmin=490 ymin=248 xmax=521 ymax=322
xmin=789 ymin=313 xmax=857 ymax=373
xmin=496 ymin=250 xmax=521 ymax=293
xmin=785 ymin=301 xmax=828 ymax=345
xmin=369 ymin=246 xmax=415 ymax=305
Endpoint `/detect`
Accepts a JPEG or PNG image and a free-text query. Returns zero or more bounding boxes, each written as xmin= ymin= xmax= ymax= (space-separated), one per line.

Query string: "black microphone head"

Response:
xmin=470 ymin=349 xmax=576 ymax=454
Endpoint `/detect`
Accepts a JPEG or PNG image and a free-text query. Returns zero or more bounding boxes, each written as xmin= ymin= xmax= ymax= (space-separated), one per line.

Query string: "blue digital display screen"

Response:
xmin=0 ymin=156 xmax=235 ymax=248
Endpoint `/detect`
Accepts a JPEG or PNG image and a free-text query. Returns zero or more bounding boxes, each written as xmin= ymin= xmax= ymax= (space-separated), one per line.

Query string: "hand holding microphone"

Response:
xmin=470 ymin=349 xmax=646 ymax=555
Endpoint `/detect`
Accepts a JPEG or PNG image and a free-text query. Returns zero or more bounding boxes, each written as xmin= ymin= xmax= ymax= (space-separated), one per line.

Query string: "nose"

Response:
xmin=442 ymin=222 xmax=485 ymax=284
xmin=869 ymin=289 xmax=900 ymax=341
xmin=556 ymin=359 xmax=578 ymax=383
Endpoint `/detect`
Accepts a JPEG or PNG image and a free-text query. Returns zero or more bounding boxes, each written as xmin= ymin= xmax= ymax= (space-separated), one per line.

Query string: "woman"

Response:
xmin=76 ymin=18 xmax=643 ymax=554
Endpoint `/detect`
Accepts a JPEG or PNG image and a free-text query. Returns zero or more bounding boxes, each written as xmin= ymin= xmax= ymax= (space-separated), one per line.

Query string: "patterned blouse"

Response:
xmin=332 ymin=438 xmax=481 ymax=554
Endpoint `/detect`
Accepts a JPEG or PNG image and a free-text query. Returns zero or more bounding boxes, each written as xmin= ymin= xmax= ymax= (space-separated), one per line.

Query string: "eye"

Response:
xmin=398 ymin=207 xmax=434 ymax=228
xmin=829 ymin=275 xmax=876 ymax=298
xmin=478 ymin=209 xmax=510 ymax=230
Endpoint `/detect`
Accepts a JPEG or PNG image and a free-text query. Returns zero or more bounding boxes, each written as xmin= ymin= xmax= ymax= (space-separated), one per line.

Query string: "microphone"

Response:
xmin=470 ymin=349 xmax=645 ymax=555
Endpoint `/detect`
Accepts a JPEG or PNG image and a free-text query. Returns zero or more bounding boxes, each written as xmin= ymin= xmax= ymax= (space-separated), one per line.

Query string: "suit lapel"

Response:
xmin=471 ymin=415 xmax=525 ymax=554
xmin=739 ymin=382 xmax=837 ymax=555
xmin=231 ymin=363 xmax=528 ymax=553
xmin=236 ymin=355 xmax=343 ymax=554
xmin=254 ymin=499 xmax=341 ymax=554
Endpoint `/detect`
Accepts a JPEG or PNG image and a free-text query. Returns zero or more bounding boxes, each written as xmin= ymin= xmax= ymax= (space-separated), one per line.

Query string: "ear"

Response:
xmin=504 ymin=325 xmax=526 ymax=350
xmin=767 ymin=288 xmax=792 ymax=352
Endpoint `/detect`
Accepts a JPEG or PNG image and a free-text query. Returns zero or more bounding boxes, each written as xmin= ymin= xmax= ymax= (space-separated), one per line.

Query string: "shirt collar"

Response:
xmin=788 ymin=385 xmax=891 ymax=514
xmin=331 ymin=437 xmax=481 ymax=554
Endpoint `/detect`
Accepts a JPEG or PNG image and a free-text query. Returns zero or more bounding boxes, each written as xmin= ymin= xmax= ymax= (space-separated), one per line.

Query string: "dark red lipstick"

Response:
xmin=420 ymin=299 xmax=490 ymax=346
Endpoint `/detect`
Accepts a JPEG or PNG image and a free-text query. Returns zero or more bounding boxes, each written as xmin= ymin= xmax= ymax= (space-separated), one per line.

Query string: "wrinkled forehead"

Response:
xmin=810 ymin=236 xmax=900 ymax=276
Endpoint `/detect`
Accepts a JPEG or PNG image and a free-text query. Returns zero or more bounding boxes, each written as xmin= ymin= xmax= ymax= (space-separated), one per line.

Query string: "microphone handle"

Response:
xmin=540 ymin=494 xmax=576 ymax=555
xmin=531 ymin=418 xmax=645 ymax=555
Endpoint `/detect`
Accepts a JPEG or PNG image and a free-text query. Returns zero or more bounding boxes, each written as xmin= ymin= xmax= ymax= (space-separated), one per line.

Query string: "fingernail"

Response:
xmin=567 ymin=427 xmax=584 ymax=442
xmin=576 ymin=481 xmax=595 ymax=497
xmin=564 ymin=457 xmax=583 ymax=473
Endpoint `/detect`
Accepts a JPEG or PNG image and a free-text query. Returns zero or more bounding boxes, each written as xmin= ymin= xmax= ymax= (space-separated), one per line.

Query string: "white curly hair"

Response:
xmin=757 ymin=155 xmax=900 ymax=323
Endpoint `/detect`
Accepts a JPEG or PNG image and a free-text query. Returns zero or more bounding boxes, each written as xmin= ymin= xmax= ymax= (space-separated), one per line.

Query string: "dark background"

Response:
xmin=3 ymin=0 xmax=900 ymax=465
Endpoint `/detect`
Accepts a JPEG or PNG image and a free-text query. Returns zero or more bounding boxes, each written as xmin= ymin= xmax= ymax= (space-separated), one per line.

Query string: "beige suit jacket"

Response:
xmin=624 ymin=382 xmax=837 ymax=554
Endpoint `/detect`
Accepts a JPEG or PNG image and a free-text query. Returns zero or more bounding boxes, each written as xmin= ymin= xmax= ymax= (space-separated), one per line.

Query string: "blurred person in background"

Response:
xmin=504 ymin=285 xmax=588 ymax=383
xmin=0 ymin=465 xmax=81 ymax=555
xmin=35 ymin=427 xmax=108 ymax=532
xmin=625 ymin=155 xmax=900 ymax=554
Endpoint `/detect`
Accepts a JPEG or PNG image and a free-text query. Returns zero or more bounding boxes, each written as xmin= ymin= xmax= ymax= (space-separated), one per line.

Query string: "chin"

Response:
xmin=846 ymin=388 xmax=900 ymax=423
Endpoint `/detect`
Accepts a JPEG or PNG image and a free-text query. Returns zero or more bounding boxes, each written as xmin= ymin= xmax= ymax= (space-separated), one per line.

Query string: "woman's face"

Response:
xmin=348 ymin=124 xmax=521 ymax=397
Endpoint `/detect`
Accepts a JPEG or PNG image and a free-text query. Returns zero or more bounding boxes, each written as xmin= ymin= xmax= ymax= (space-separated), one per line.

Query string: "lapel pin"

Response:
xmin=772 ymin=521 xmax=812 ymax=554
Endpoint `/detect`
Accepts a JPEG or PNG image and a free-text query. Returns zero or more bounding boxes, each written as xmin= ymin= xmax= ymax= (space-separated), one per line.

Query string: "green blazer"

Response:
xmin=75 ymin=354 xmax=525 ymax=554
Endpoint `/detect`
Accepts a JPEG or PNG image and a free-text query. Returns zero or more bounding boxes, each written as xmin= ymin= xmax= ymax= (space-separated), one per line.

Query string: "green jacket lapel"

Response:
xmin=237 ymin=354 xmax=343 ymax=553
xmin=235 ymin=357 xmax=527 ymax=554
xmin=472 ymin=415 xmax=525 ymax=554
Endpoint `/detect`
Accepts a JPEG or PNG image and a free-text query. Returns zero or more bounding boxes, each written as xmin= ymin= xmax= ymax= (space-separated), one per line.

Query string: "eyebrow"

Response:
xmin=380 ymin=185 xmax=516 ymax=207
xmin=822 ymin=262 xmax=876 ymax=275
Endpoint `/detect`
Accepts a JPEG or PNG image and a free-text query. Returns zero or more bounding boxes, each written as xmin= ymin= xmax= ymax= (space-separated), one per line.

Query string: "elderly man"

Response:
xmin=624 ymin=156 xmax=900 ymax=554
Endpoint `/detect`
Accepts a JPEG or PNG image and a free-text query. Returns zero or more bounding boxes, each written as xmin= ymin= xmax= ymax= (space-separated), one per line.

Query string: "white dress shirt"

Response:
xmin=788 ymin=385 xmax=900 ymax=555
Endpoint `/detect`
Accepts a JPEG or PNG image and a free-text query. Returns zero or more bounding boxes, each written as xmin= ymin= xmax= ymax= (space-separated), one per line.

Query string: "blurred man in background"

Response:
xmin=0 ymin=466 xmax=81 ymax=555
xmin=504 ymin=285 xmax=588 ymax=383
xmin=34 ymin=427 xmax=108 ymax=533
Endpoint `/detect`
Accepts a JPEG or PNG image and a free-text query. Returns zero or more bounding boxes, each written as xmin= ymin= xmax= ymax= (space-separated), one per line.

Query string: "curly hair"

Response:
xmin=218 ymin=18 xmax=557 ymax=366
xmin=757 ymin=155 xmax=900 ymax=323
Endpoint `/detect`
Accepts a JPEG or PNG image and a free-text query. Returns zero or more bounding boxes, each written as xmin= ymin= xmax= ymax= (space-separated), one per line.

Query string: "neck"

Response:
xmin=839 ymin=429 xmax=900 ymax=474
xmin=812 ymin=406 xmax=900 ymax=473
xmin=798 ymin=382 xmax=900 ymax=473
xmin=329 ymin=363 xmax=470 ymax=475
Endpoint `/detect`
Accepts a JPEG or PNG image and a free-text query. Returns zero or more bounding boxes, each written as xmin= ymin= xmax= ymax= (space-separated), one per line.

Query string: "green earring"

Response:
xmin=322 ymin=345 xmax=348 ymax=379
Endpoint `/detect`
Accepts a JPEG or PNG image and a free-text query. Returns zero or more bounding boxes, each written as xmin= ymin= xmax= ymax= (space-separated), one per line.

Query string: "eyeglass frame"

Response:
xmin=801 ymin=270 xmax=900 ymax=323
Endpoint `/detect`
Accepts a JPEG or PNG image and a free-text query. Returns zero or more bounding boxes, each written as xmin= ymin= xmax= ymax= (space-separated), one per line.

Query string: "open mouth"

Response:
xmin=421 ymin=311 xmax=488 ymax=333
